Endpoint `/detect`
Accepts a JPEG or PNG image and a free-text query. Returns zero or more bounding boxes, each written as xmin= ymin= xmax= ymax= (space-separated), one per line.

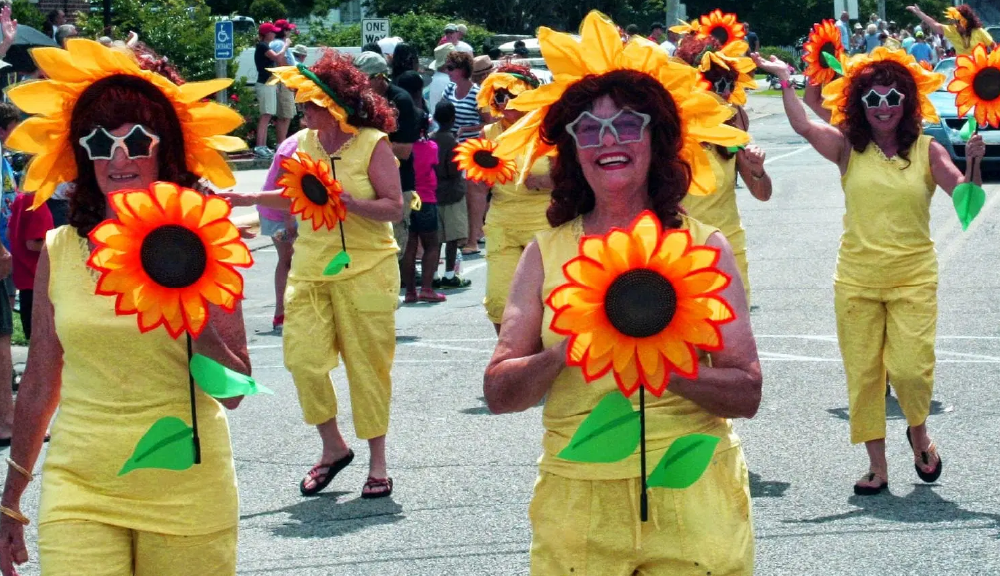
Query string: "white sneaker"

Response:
xmin=254 ymin=146 xmax=274 ymax=158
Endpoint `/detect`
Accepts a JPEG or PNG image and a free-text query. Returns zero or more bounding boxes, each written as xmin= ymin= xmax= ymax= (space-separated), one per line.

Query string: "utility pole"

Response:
xmin=877 ymin=0 xmax=886 ymax=22
xmin=103 ymin=0 xmax=111 ymax=30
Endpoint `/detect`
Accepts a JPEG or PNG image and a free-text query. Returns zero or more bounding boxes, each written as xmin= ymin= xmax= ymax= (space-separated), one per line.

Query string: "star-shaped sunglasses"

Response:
xmin=862 ymin=88 xmax=905 ymax=109
xmin=566 ymin=109 xmax=651 ymax=149
xmin=79 ymin=125 xmax=160 ymax=161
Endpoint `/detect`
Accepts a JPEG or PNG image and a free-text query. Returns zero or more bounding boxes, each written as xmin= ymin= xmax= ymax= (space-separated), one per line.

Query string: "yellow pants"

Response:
xmin=834 ymin=281 xmax=937 ymax=444
xmin=733 ymin=249 xmax=750 ymax=306
xmin=38 ymin=520 xmax=236 ymax=576
xmin=283 ymin=256 xmax=399 ymax=438
xmin=484 ymin=223 xmax=546 ymax=324
xmin=529 ymin=446 xmax=754 ymax=576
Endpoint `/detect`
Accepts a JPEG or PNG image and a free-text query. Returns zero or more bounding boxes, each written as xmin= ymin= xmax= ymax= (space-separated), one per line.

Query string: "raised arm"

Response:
xmin=752 ymin=53 xmax=848 ymax=167
xmin=484 ymin=241 xmax=567 ymax=414
xmin=804 ymin=83 xmax=833 ymax=123
xmin=906 ymin=5 xmax=944 ymax=36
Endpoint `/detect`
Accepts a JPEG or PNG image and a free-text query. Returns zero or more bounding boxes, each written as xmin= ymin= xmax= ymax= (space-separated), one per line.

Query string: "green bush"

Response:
xmin=248 ymin=0 xmax=285 ymax=24
xmin=10 ymin=0 xmax=45 ymax=31
xmin=757 ymin=46 xmax=796 ymax=69
xmin=306 ymin=12 xmax=493 ymax=58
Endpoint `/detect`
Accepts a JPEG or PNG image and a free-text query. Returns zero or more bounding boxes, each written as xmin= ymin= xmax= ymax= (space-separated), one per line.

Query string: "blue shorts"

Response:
xmin=260 ymin=215 xmax=297 ymax=239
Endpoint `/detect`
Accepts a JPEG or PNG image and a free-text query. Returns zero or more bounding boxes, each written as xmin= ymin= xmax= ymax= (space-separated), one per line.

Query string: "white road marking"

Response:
xmin=763 ymin=145 xmax=813 ymax=165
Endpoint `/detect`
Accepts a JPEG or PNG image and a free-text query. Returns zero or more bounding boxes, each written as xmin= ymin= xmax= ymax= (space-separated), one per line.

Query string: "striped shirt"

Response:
xmin=444 ymin=82 xmax=482 ymax=142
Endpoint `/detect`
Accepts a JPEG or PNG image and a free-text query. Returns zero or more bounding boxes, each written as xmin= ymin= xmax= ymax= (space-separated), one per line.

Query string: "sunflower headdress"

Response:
xmin=268 ymin=63 xmax=358 ymax=135
xmin=494 ymin=11 xmax=749 ymax=196
xmin=550 ymin=210 xmax=735 ymax=520
xmin=822 ymin=47 xmax=944 ymax=126
xmin=948 ymin=44 xmax=1000 ymax=128
xmin=5 ymin=39 xmax=246 ymax=209
xmin=802 ymin=20 xmax=847 ymax=86
xmin=945 ymin=7 xmax=968 ymax=30
xmin=477 ymin=67 xmax=541 ymax=118
xmin=694 ymin=44 xmax=757 ymax=106
xmin=671 ymin=10 xmax=746 ymax=53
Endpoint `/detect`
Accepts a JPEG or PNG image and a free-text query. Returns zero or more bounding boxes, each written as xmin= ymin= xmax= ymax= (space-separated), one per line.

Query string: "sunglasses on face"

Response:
xmin=566 ymin=109 xmax=651 ymax=149
xmin=79 ymin=124 xmax=160 ymax=161
xmin=713 ymin=77 xmax=735 ymax=94
xmin=862 ymin=88 xmax=905 ymax=109
xmin=493 ymin=90 xmax=512 ymax=107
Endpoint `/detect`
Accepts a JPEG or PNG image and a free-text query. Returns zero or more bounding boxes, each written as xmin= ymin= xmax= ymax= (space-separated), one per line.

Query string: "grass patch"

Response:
xmin=11 ymin=311 xmax=26 ymax=347
xmin=755 ymin=88 xmax=805 ymax=97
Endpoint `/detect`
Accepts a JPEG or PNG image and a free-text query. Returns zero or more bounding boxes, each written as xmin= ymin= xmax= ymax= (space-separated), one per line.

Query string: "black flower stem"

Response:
xmin=640 ymin=386 xmax=648 ymax=522
xmin=187 ymin=333 xmax=201 ymax=465
xmin=331 ymin=156 xmax=348 ymax=269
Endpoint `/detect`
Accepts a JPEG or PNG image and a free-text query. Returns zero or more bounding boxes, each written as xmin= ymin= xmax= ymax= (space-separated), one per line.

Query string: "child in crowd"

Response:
xmin=402 ymin=115 xmax=446 ymax=303
xmin=7 ymin=192 xmax=53 ymax=340
xmin=430 ymin=101 xmax=471 ymax=289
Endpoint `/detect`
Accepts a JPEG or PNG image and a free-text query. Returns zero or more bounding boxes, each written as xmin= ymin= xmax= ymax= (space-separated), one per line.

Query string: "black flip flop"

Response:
xmin=299 ymin=449 xmax=355 ymax=496
xmin=853 ymin=472 xmax=889 ymax=496
xmin=906 ymin=428 xmax=942 ymax=483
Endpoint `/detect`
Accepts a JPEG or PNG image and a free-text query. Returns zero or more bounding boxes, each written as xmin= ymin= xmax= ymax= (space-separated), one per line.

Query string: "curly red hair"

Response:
xmin=541 ymin=70 xmax=690 ymax=229
xmin=955 ymin=5 xmax=984 ymax=34
xmin=310 ymin=49 xmax=397 ymax=133
xmin=842 ymin=61 xmax=921 ymax=167
xmin=494 ymin=63 xmax=540 ymax=87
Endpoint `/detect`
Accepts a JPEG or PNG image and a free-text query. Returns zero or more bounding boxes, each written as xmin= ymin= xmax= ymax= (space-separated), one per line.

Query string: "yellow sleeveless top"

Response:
xmin=537 ymin=214 xmax=741 ymax=480
xmin=483 ymin=122 xmax=552 ymax=231
xmin=39 ymin=225 xmax=237 ymax=535
xmin=681 ymin=146 xmax=746 ymax=254
xmin=836 ymin=134 xmax=937 ymax=288
xmin=290 ymin=127 xmax=398 ymax=281
xmin=942 ymin=25 xmax=993 ymax=56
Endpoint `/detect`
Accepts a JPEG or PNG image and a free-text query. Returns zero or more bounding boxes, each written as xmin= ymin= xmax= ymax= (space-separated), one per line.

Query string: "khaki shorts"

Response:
xmin=276 ymin=84 xmax=296 ymax=119
xmin=255 ymin=83 xmax=277 ymax=116
xmin=438 ymin=198 xmax=469 ymax=244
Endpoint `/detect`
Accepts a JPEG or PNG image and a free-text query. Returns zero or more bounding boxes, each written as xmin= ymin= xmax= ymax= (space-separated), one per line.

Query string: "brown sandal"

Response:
xmin=361 ymin=476 xmax=393 ymax=499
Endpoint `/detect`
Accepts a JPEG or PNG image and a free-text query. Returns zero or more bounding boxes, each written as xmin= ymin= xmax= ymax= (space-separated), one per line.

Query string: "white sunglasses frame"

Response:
xmin=861 ymin=88 xmax=906 ymax=109
xmin=78 ymin=124 xmax=161 ymax=161
xmin=565 ymin=108 xmax=652 ymax=149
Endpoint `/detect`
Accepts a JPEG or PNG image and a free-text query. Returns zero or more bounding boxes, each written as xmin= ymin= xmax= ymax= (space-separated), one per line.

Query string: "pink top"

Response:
xmin=257 ymin=136 xmax=299 ymax=222
xmin=412 ymin=139 xmax=439 ymax=204
xmin=8 ymin=193 xmax=53 ymax=290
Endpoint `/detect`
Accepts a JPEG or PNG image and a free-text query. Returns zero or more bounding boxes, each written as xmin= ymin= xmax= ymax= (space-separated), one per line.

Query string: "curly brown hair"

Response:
xmin=68 ymin=75 xmax=196 ymax=237
xmin=674 ymin=36 xmax=721 ymax=67
xmin=541 ymin=70 xmax=690 ymax=229
xmin=311 ymin=50 xmax=397 ymax=133
xmin=842 ymin=61 xmax=921 ymax=167
xmin=955 ymin=5 xmax=984 ymax=34
xmin=445 ymin=51 xmax=473 ymax=79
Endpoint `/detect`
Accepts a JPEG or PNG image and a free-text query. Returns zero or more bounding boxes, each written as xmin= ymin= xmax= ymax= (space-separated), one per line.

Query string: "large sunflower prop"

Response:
xmin=694 ymin=10 xmax=746 ymax=52
xmin=477 ymin=72 xmax=539 ymax=118
xmin=802 ymin=20 xmax=846 ymax=86
xmin=822 ymin=47 xmax=944 ymax=126
xmin=948 ymin=44 xmax=1000 ymax=128
xmin=277 ymin=152 xmax=347 ymax=230
xmin=268 ymin=63 xmax=357 ymax=135
xmin=549 ymin=210 xmax=735 ymax=520
xmin=495 ymin=11 xmax=749 ymax=196
xmin=5 ymin=39 xmax=246 ymax=209
xmin=698 ymin=50 xmax=757 ymax=106
xmin=454 ymin=138 xmax=518 ymax=186
xmin=89 ymin=182 xmax=265 ymax=475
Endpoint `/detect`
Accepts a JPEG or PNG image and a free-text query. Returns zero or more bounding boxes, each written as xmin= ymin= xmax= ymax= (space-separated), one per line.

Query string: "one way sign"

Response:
xmin=361 ymin=19 xmax=390 ymax=46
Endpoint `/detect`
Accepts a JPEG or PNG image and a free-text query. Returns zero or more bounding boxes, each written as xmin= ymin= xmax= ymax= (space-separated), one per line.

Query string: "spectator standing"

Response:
xmin=291 ymin=44 xmax=308 ymax=64
xmin=744 ymin=22 xmax=760 ymax=54
xmin=270 ymin=20 xmax=296 ymax=145
xmin=513 ymin=40 xmax=529 ymax=57
xmin=647 ymin=23 xmax=665 ymax=43
xmin=391 ymin=43 xmax=420 ymax=82
xmin=42 ymin=9 xmax=64 ymax=42
xmin=660 ymin=31 xmax=678 ymax=56
xmin=253 ymin=22 xmax=289 ymax=158
xmin=0 ymin=99 xmax=16 ymax=446
xmin=852 ymin=24 xmax=866 ymax=54
xmin=55 ymin=25 xmax=77 ymax=48
xmin=837 ymin=11 xmax=852 ymax=49
xmin=865 ymin=23 xmax=881 ymax=52
xmin=427 ymin=43 xmax=455 ymax=116
xmin=908 ymin=31 xmax=933 ymax=64
xmin=471 ymin=55 xmax=493 ymax=86
xmin=7 ymin=191 xmax=53 ymax=341
xmin=430 ymin=101 xmax=471 ymax=289
xmin=439 ymin=23 xmax=460 ymax=46
xmin=401 ymin=120 xmax=445 ymax=303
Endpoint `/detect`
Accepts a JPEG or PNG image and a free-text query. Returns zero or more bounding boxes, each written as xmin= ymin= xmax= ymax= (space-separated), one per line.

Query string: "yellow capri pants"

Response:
xmin=38 ymin=520 xmax=237 ymax=576
xmin=484 ymin=223 xmax=546 ymax=324
xmin=283 ymin=256 xmax=399 ymax=438
xmin=529 ymin=446 xmax=754 ymax=576
xmin=834 ymin=281 xmax=937 ymax=444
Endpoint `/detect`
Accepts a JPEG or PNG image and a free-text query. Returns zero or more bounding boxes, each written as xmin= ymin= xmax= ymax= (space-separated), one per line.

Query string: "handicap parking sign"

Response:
xmin=215 ymin=21 xmax=234 ymax=60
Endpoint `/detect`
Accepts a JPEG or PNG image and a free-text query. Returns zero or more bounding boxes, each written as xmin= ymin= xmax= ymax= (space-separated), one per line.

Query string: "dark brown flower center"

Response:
xmin=819 ymin=42 xmax=836 ymax=68
xmin=140 ymin=225 xmax=207 ymax=289
xmin=301 ymin=174 xmax=330 ymax=205
xmin=710 ymin=26 xmax=730 ymax=46
xmin=604 ymin=269 xmax=677 ymax=338
xmin=972 ymin=67 xmax=1000 ymax=102
xmin=472 ymin=149 xmax=500 ymax=169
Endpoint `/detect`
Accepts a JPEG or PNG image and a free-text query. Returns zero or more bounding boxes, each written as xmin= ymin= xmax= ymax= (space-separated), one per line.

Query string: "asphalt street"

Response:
xmin=6 ymin=95 xmax=1000 ymax=575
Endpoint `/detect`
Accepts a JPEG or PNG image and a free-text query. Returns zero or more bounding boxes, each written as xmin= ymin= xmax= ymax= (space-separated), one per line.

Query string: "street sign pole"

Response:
xmin=214 ymin=21 xmax=234 ymax=104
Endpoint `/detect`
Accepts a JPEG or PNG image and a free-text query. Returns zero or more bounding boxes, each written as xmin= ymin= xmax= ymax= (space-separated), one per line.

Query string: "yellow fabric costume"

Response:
xmin=533 ymin=214 xmax=753 ymax=574
xmin=37 ymin=226 xmax=238 ymax=572
xmin=681 ymin=146 xmax=751 ymax=303
xmin=941 ymin=25 xmax=994 ymax=56
xmin=835 ymin=135 xmax=938 ymax=444
xmin=482 ymin=121 xmax=552 ymax=324
xmin=282 ymin=128 xmax=399 ymax=436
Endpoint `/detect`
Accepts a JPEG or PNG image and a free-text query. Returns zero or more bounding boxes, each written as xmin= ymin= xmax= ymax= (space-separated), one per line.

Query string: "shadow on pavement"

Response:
xmin=243 ymin=492 xmax=405 ymax=539
xmin=783 ymin=484 xmax=1000 ymax=537
xmin=826 ymin=394 xmax=948 ymax=422
xmin=749 ymin=471 xmax=791 ymax=498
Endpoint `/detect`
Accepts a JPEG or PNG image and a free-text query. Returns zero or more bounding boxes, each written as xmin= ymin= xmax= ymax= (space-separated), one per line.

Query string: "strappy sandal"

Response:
xmin=853 ymin=471 xmax=889 ymax=496
xmin=361 ymin=476 xmax=393 ymax=499
xmin=299 ymin=449 xmax=355 ymax=496
xmin=906 ymin=428 xmax=943 ymax=483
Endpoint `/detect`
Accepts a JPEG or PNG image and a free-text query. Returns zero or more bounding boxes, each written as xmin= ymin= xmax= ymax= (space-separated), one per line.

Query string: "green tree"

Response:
xmin=306 ymin=12 xmax=493 ymax=56
xmin=10 ymin=0 xmax=45 ymax=31
xmin=207 ymin=0 xmax=341 ymax=18
xmin=248 ymin=0 xmax=286 ymax=22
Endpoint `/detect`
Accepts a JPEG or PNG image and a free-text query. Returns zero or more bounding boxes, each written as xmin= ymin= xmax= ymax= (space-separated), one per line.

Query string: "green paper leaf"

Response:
xmin=322 ymin=251 xmax=351 ymax=276
xmin=119 ymin=416 xmax=195 ymax=476
xmin=959 ymin=118 xmax=977 ymax=142
xmin=557 ymin=390 xmax=640 ymax=463
xmin=952 ymin=182 xmax=986 ymax=231
xmin=646 ymin=433 xmax=721 ymax=489
xmin=190 ymin=354 xmax=273 ymax=399
xmin=821 ymin=51 xmax=844 ymax=76
xmin=726 ymin=145 xmax=746 ymax=153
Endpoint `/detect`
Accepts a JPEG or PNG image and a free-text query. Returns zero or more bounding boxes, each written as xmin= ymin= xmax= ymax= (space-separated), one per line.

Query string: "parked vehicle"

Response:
xmin=923 ymin=57 xmax=1000 ymax=171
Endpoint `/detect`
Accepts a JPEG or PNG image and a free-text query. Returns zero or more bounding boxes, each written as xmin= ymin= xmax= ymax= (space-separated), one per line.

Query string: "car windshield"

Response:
xmin=934 ymin=59 xmax=956 ymax=91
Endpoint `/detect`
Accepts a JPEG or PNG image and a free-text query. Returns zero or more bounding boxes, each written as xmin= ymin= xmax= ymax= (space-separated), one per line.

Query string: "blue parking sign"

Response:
xmin=215 ymin=21 xmax=234 ymax=60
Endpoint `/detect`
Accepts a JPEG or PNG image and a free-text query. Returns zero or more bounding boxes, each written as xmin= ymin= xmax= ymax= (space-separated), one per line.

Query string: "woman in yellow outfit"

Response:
xmin=0 ymin=40 xmax=252 ymax=575
xmin=753 ymin=48 xmax=985 ymax=495
xmin=907 ymin=4 xmax=994 ymax=56
xmin=485 ymin=13 xmax=762 ymax=575
xmin=222 ymin=51 xmax=404 ymax=499
xmin=476 ymin=64 xmax=553 ymax=332
xmin=675 ymin=35 xmax=772 ymax=304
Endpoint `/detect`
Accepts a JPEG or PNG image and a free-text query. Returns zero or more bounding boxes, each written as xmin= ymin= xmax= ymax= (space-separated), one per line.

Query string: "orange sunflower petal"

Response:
xmin=947 ymin=44 xmax=1000 ymax=128
xmin=802 ymin=20 xmax=845 ymax=87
